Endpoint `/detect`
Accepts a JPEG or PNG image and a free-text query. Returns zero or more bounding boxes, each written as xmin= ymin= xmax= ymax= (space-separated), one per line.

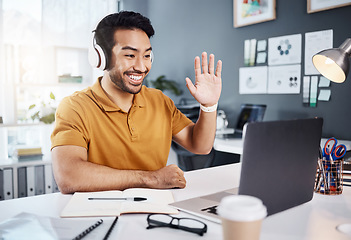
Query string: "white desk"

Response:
xmin=214 ymin=137 xmax=351 ymax=155
xmin=1 ymin=163 xmax=351 ymax=240
xmin=214 ymin=137 xmax=243 ymax=154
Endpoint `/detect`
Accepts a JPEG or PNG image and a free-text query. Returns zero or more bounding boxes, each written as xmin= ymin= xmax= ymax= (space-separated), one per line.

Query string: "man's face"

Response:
xmin=108 ymin=29 xmax=152 ymax=94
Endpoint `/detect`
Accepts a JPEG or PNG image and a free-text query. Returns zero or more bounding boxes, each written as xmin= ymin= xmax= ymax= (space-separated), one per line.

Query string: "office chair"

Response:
xmin=172 ymin=98 xmax=215 ymax=171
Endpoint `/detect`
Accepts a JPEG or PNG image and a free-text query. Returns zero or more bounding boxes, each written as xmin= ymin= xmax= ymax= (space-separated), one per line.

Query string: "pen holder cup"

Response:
xmin=314 ymin=158 xmax=343 ymax=195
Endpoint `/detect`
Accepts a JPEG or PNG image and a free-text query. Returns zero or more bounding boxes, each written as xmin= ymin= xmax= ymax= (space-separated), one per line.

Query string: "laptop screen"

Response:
xmin=239 ymin=118 xmax=323 ymax=215
xmin=235 ymin=104 xmax=267 ymax=133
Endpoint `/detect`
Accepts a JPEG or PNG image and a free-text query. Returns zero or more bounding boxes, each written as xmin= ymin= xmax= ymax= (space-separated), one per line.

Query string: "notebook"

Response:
xmin=60 ymin=188 xmax=178 ymax=218
xmin=171 ymin=118 xmax=323 ymax=223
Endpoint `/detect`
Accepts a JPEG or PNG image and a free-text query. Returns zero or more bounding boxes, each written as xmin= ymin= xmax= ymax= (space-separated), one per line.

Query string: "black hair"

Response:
xmin=94 ymin=11 xmax=155 ymax=70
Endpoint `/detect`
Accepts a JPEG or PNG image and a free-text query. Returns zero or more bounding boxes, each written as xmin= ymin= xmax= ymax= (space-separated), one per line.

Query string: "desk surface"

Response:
xmin=1 ymin=163 xmax=351 ymax=240
xmin=214 ymin=137 xmax=243 ymax=154
xmin=214 ymin=137 xmax=351 ymax=155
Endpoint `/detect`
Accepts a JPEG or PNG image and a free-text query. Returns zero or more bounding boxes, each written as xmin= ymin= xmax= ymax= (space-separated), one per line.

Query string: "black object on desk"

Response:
xmin=88 ymin=197 xmax=147 ymax=201
xmin=103 ymin=217 xmax=118 ymax=240
xmin=72 ymin=219 xmax=103 ymax=240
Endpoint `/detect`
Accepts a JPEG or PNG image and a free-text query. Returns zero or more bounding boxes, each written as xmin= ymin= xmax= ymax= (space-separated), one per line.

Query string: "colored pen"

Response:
xmin=88 ymin=197 xmax=147 ymax=201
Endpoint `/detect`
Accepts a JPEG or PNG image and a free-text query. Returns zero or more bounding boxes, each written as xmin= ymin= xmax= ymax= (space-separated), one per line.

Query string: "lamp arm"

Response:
xmin=339 ymin=38 xmax=351 ymax=56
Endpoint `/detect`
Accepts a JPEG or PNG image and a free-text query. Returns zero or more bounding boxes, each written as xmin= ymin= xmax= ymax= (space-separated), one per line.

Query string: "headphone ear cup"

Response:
xmin=88 ymin=44 xmax=100 ymax=68
xmin=95 ymin=44 xmax=106 ymax=70
xmin=88 ymin=43 xmax=107 ymax=70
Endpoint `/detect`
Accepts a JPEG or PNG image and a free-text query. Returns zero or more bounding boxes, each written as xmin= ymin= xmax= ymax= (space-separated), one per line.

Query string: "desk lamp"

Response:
xmin=312 ymin=38 xmax=351 ymax=83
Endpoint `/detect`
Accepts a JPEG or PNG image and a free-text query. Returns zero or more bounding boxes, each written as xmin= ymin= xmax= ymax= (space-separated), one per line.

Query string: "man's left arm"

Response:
xmin=173 ymin=52 xmax=222 ymax=154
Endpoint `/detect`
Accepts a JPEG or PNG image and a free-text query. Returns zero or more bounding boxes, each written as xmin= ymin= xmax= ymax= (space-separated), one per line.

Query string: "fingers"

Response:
xmin=188 ymin=52 xmax=221 ymax=85
xmin=194 ymin=56 xmax=201 ymax=78
xmin=176 ymin=174 xmax=186 ymax=188
xmin=166 ymin=164 xmax=186 ymax=188
xmin=216 ymin=59 xmax=223 ymax=78
xmin=201 ymin=52 xmax=208 ymax=74
xmin=153 ymin=164 xmax=186 ymax=189
xmin=177 ymin=178 xmax=186 ymax=188
xmin=208 ymin=53 xmax=215 ymax=75
xmin=195 ymin=52 xmax=219 ymax=76
xmin=169 ymin=164 xmax=186 ymax=188
xmin=185 ymin=77 xmax=196 ymax=97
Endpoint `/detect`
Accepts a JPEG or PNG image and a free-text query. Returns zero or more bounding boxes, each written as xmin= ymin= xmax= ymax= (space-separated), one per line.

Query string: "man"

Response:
xmin=51 ymin=11 xmax=222 ymax=194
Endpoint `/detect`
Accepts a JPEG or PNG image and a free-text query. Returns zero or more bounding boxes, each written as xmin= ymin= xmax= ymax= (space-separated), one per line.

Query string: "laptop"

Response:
xmin=227 ymin=104 xmax=267 ymax=139
xmin=171 ymin=118 xmax=323 ymax=223
xmin=233 ymin=104 xmax=267 ymax=137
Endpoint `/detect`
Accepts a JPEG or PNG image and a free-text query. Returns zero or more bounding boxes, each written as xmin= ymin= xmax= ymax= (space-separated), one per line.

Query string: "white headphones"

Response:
xmin=150 ymin=50 xmax=154 ymax=64
xmin=88 ymin=32 xmax=154 ymax=71
xmin=88 ymin=32 xmax=107 ymax=70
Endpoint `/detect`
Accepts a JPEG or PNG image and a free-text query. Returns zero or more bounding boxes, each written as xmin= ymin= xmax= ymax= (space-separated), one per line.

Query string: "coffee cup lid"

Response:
xmin=217 ymin=195 xmax=267 ymax=222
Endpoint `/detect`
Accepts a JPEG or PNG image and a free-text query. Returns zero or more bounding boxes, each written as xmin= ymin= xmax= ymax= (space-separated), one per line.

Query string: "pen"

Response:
xmin=319 ymin=159 xmax=328 ymax=193
xmin=316 ymin=175 xmax=323 ymax=191
xmin=317 ymin=159 xmax=324 ymax=191
xmin=88 ymin=197 xmax=147 ymax=201
xmin=103 ymin=216 xmax=118 ymax=240
xmin=330 ymin=153 xmax=334 ymax=164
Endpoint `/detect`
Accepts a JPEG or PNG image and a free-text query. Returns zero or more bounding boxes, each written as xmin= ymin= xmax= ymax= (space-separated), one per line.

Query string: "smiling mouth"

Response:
xmin=126 ymin=73 xmax=143 ymax=85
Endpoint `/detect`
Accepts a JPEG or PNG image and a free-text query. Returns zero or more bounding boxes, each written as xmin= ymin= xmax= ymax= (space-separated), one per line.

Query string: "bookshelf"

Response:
xmin=0 ymin=158 xmax=59 ymax=201
xmin=0 ymin=123 xmax=59 ymax=201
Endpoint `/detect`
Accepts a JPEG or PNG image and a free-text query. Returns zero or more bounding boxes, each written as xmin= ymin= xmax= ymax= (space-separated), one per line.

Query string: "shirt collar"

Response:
xmin=90 ymin=77 xmax=146 ymax=112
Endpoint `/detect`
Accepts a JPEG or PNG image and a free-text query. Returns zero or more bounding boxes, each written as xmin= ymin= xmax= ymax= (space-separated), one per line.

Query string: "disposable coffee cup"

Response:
xmin=217 ymin=195 xmax=267 ymax=240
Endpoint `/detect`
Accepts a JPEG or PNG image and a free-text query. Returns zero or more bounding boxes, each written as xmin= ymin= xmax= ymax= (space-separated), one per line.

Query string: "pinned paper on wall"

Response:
xmin=304 ymin=29 xmax=333 ymax=75
xmin=256 ymin=52 xmax=267 ymax=64
xmin=244 ymin=39 xmax=250 ymax=66
xmin=249 ymin=39 xmax=257 ymax=66
xmin=267 ymin=65 xmax=301 ymax=94
xmin=318 ymin=89 xmax=331 ymax=101
xmin=303 ymin=76 xmax=310 ymax=104
xmin=310 ymin=76 xmax=318 ymax=107
xmin=318 ymin=76 xmax=331 ymax=87
xmin=239 ymin=66 xmax=268 ymax=94
xmin=244 ymin=39 xmax=257 ymax=66
xmin=257 ymin=40 xmax=267 ymax=51
xmin=268 ymin=34 xmax=302 ymax=66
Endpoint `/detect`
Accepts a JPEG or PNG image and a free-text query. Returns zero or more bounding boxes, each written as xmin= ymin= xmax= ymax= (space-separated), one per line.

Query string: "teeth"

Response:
xmin=128 ymin=75 xmax=142 ymax=81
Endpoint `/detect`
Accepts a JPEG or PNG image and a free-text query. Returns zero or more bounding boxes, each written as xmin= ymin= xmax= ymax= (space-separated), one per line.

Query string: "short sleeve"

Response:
xmin=163 ymin=97 xmax=193 ymax=136
xmin=51 ymin=97 xmax=90 ymax=150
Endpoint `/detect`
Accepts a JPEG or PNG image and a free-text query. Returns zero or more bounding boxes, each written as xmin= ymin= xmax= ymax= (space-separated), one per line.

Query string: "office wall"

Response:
xmin=124 ymin=0 xmax=351 ymax=140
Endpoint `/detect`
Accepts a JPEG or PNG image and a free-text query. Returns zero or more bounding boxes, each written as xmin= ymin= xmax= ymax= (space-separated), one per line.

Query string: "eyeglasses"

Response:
xmin=146 ymin=214 xmax=207 ymax=236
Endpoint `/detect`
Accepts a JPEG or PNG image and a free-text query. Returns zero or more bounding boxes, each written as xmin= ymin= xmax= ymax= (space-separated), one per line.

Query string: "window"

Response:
xmin=0 ymin=0 xmax=117 ymax=124
xmin=0 ymin=0 xmax=118 ymax=159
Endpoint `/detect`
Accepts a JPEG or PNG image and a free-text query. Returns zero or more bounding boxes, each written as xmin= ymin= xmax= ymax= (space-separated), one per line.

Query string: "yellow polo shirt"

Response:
xmin=51 ymin=78 xmax=192 ymax=171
